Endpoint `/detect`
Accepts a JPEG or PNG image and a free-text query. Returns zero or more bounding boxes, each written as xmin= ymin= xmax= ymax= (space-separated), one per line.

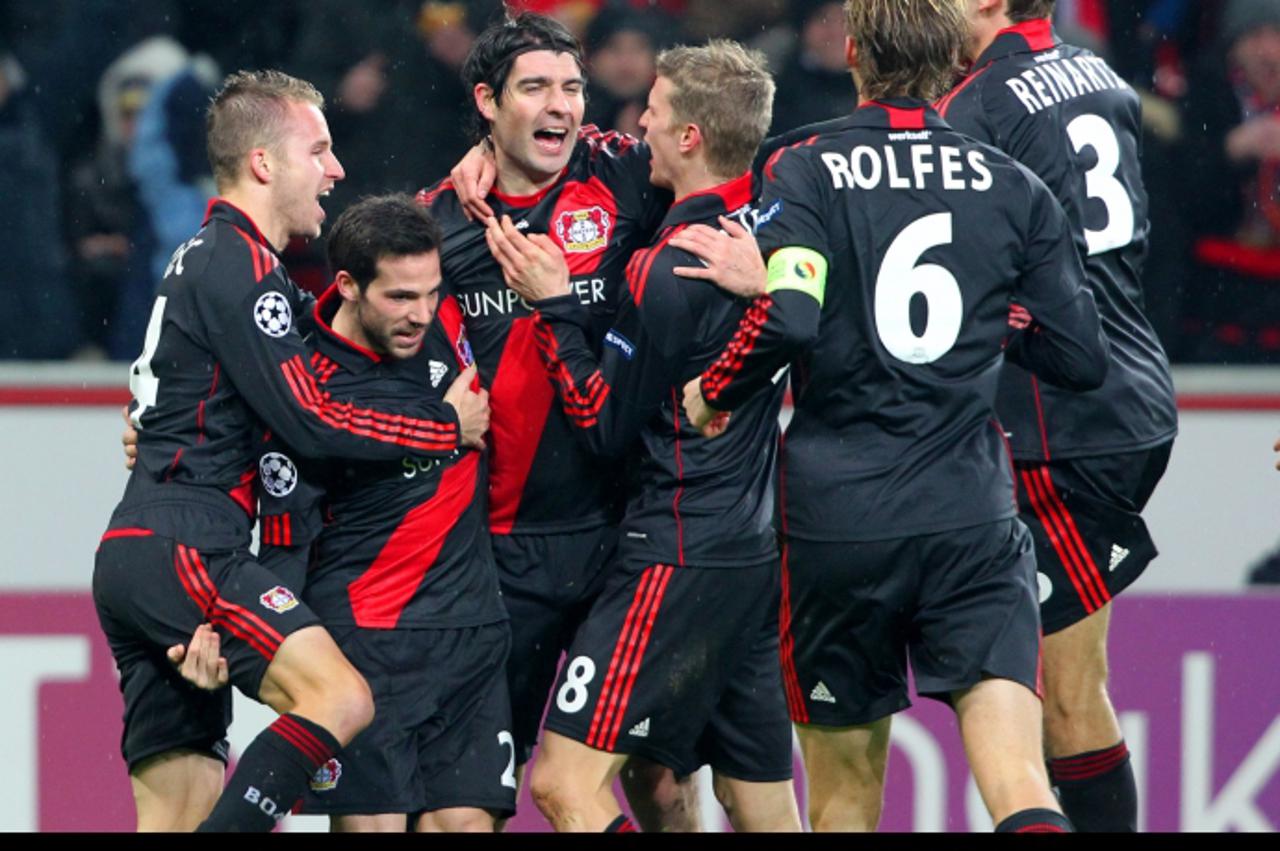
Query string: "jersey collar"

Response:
xmin=661 ymin=171 xmax=754 ymax=229
xmin=844 ymin=98 xmax=952 ymax=132
xmin=972 ymin=18 xmax=1060 ymax=68
xmin=312 ymin=284 xmax=383 ymax=372
xmin=204 ymin=197 xmax=282 ymax=259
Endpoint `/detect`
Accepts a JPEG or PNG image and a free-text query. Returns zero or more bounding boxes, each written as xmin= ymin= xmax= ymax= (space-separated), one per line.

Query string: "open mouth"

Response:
xmin=533 ymin=127 xmax=569 ymax=155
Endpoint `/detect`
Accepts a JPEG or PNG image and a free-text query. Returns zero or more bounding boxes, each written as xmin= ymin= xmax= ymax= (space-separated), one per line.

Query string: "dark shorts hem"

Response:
xmin=418 ymin=796 xmax=517 ymax=819
xmin=794 ymin=693 xmax=910 ymax=729
xmin=125 ymin=737 xmax=229 ymax=774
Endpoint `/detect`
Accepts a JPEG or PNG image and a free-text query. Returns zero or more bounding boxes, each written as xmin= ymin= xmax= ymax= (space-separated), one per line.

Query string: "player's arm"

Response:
xmin=197 ymin=247 xmax=479 ymax=459
xmin=485 ymin=215 xmax=682 ymax=457
xmin=1005 ymin=174 xmax=1110 ymax=391
xmin=254 ymin=436 xmax=326 ymax=593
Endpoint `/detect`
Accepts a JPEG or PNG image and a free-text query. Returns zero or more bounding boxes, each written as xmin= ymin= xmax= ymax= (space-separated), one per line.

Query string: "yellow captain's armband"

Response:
xmin=766 ymin=247 xmax=828 ymax=307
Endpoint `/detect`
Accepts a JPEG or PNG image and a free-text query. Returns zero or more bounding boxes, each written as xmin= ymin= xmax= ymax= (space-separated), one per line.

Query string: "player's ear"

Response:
xmin=475 ymin=83 xmax=497 ymax=122
xmin=335 ymin=270 xmax=362 ymax=303
xmin=248 ymin=147 xmax=272 ymax=185
xmin=679 ymin=122 xmax=702 ymax=155
xmin=844 ymin=36 xmax=858 ymax=72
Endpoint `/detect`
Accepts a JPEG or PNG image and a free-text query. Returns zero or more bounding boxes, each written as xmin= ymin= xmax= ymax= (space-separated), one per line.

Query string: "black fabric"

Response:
xmin=994 ymin=807 xmax=1074 ymax=833
xmin=1051 ymin=746 xmax=1138 ymax=832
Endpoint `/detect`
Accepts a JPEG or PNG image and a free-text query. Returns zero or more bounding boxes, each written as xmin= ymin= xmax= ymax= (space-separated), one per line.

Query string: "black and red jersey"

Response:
xmin=702 ymin=100 xmax=1109 ymax=543
xmin=937 ymin=19 xmax=1177 ymax=460
xmin=417 ymin=126 xmax=669 ymax=535
xmin=108 ymin=199 xmax=462 ymax=550
xmin=257 ymin=287 xmax=505 ymax=630
xmin=531 ymin=172 xmax=783 ymax=567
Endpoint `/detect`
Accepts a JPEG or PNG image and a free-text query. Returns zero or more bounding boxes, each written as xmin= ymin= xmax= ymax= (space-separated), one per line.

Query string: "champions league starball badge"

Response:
xmin=254 ymin=291 xmax=293 ymax=337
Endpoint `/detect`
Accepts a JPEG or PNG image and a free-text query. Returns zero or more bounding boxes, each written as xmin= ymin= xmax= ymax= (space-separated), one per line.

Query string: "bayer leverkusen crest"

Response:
xmin=555 ymin=206 xmax=611 ymax=253
xmin=259 ymin=585 xmax=299 ymax=614
xmin=310 ymin=757 xmax=342 ymax=792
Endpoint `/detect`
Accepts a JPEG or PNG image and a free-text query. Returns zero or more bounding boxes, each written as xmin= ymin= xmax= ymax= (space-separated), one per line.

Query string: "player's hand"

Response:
xmin=450 ymin=141 xmax=498 ymax=222
xmin=167 ymin=623 xmax=229 ymax=691
xmin=682 ymin=377 xmax=730 ymax=439
xmin=121 ymin=406 xmax=139 ymax=470
xmin=484 ymin=215 xmax=571 ymax=302
xmin=445 ymin=365 xmax=490 ymax=449
xmin=669 ymin=216 xmax=767 ymax=299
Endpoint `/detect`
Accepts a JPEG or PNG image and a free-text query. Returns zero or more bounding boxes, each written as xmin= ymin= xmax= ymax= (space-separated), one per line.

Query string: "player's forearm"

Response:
xmin=1006 ymin=296 xmax=1110 ymax=391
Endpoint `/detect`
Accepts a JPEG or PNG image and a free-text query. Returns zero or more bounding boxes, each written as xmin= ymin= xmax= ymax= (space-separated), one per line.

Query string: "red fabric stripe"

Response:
xmin=100 ymin=527 xmax=153 ymax=543
xmin=346 ymin=453 xmax=480 ymax=628
xmin=763 ymin=134 xmax=818 ymax=182
xmin=588 ymin=567 xmax=661 ymax=749
xmin=1031 ymin=376 xmax=1051 ymax=461
xmin=269 ymin=720 xmax=326 ymax=767
xmin=173 ymin=544 xmax=214 ymax=614
xmin=1037 ymin=468 xmax=1111 ymax=606
xmin=283 ymin=512 xmax=292 ymax=547
xmin=1021 ymin=469 xmax=1101 ymax=612
xmin=779 ymin=540 xmax=809 ymax=723
xmin=273 ymin=715 xmax=330 ymax=766
xmin=629 ymin=225 xmax=684 ymax=307
xmin=487 ymin=317 xmax=556 ymax=533
xmin=702 ymin=296 xmax=774 ymax=401
xmin=670 ymin=390 xmax=685 ymax=567
xmin=1015 ymin=825 xmax=1068 ymax=833
xmin=934 ymin=63 xmax=992 ymax=117
xmin=533 ymin=317 xmax=611 ymax=427
xmin=283 ymin=357 xmax=457 ymax=440
xmin=606 ymin=565 xmax=675 ymax=751
xmin=1049 ymin=743 xmax=1129 ymax=781
xmin=175 ymin=545 xmax=275 ymax=659
xmin=231 ymin=226 xmax=263 ymax=281
xmin=1003 ymin=17 xmax=1056 ymax=51
xmin=164 ymin=448 xmax=184 ymax=481
xmin=186 ymin=546 xmax=285 ymax=652
xmin=261 ymin=516 xmax=274 ymax=546
xmin=879 ymin=103 xmax=926 ymax=129
xmin=415 ymin=179 xmax=454 ymax=209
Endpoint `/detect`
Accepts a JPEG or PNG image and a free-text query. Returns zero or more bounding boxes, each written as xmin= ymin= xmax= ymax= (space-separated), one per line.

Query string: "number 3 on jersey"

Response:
xmin=1067 ymin=113 xmax=1135 ymax=256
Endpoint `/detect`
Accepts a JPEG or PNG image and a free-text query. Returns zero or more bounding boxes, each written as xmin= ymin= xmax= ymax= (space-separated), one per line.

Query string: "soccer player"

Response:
xmin=682 ymin=0 xmax=1109 ymax=833
xmin=485 ymin=40 xmax=800 ymax=833
xmin=416 ymin=13 xmax=700 ymax=829
xmin=934 ymin=2 xmax=1179 ymax=831
xmin=251 ymin=195 xmax=513 ymax=832
xmin=94 ymin=71 xmax=488 ymax=832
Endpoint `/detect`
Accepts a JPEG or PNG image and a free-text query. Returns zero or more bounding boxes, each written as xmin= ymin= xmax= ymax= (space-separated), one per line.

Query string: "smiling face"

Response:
xmin=479 ymin=50 xmax=585 ymax=194
xmin=270 ymin=100 xmax=345 ymax=241
xmin=339 ymin=251 xmax=442 ymax=359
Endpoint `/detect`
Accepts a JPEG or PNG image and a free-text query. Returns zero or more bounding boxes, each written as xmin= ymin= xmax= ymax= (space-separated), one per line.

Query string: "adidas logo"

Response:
xmin=629 ymin=718 xmax=650 ymax=738
xmin=429 ymin=360 xmax=448 ymax=388
xmin=810 ymin=681 xmax=837 ymax=704
xmin=1109 ymin=544 xmax=1129 ymax=572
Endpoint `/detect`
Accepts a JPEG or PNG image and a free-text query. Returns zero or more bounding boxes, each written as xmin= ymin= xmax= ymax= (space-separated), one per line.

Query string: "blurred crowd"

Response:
xmin=2 ymin=0 xmax=1280 ymax=363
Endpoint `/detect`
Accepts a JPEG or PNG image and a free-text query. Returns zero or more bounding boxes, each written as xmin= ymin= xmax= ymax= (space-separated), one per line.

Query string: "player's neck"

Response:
xmin=220 ymin=186 xmax=288 ymax=252
xmin=330 ymin=302 xmax=375 ymax=353
xmin=671 ymin=158 xmax=733 ymax=203
xmin=494 ymin=149 xmax=563 ymax=199
xmin=968 ymin=12 xmax=1015 ymax=62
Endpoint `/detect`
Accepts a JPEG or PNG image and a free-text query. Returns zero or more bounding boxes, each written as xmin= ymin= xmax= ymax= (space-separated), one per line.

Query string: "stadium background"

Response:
xmin=0 ymin=0 xmax=1278 ymax=832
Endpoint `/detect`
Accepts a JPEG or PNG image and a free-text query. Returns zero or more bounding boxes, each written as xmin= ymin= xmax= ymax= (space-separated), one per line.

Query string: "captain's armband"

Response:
xmin=765 ymin=247 xmax=828 ymax=307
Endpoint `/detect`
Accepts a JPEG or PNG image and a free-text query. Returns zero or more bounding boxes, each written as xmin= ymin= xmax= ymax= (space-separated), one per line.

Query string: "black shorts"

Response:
xmin=1015 ymin=441 xmax=1172 ymax=634
xmin=781 ymin=519 xmax=1042 ymax=727
xmin=298 ymin=622 xmax=516 ymax=817
xmin=493 ymin=526 xmax=616 ymax=764
xmin=543 ymin=560 xmax=792 ymax=782
xmin=92 ymin=528 xmax=320 ymax=770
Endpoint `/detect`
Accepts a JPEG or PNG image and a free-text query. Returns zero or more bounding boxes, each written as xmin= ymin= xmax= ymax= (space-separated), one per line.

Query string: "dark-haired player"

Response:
xmin=486 ymin=39 xmax=801 ymax=833
xmin=415 ymin=12 xmax=699 ymax=829
xmin=95 ymin=71 xmax=489 ymax=832
xmin=251 ymin=195 xmax=512 ymax=832
xmin=683 ymin=0 xmax=1109 ymax=833
xmin=934 ymin=2 xmax=1178 ymax=831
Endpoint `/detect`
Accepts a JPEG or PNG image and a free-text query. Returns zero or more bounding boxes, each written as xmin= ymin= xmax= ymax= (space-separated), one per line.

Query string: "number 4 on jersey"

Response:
xmin=129 ymin=296 xmax=168 ymax=428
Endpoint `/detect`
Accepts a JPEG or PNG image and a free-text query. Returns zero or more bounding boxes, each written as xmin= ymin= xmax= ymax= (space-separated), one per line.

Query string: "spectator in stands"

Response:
xmin=769 ymin=0 xmax=857 ymax=136
xmin=1181 ymin=0 xmax=1280 ymax=361
xmin=583 ymin=7 xmax=668 ymax=137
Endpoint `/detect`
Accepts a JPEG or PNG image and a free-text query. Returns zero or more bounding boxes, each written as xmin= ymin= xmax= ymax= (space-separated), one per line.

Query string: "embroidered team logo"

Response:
xmin=259 ymin=452 xmax=298 ymax=497
xmin=555 ymin=206 xmax=612 ymax=253
xmin=254 ymin=291 xmax=292 ymax=337
xmin=428 ymin=360 xmax=448 ymax=388
xmin=309 ymin=758 xmax=342 ymax=792
xmin=455 ymin=326 xmax=474 ymax=367
xmin=259 ymin=585 xmax=299 ymax=613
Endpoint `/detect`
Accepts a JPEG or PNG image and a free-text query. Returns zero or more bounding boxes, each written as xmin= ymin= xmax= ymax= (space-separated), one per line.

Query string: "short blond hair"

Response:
xmin=655 ymin=39 xmax=775 ymax=179
xmin=843 ymin=0 xmax=965 ymax=102
xmin=206 ymin=70 xmax=325 ymax=190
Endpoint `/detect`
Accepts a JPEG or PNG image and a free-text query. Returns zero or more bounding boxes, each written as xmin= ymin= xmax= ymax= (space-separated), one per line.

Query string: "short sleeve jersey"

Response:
xmin=110 ymin=199 xmax=461 ymax=550
xmin=938 ymin=19 xmax=1177 ymax=460
xmin=531 ymin=173 xmax=784 ymax=567
xmin=257 ymin=287 xmax=505 ymax=630
xmin=704 ymin=100 xmax=1107 ymax=542
xmin=418 ymin=126 xmax=669 ymax=535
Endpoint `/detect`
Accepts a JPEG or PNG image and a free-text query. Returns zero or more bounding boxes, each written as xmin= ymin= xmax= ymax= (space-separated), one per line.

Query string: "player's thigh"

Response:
xmin=1017 ymin=449 xmax=1164 ymax=635
xmin=796 ymin=719 xmax=893 ymax=785
xmin=1042 ymin=600 xmax=1112 ymax=696
xmin=542 ymin=560 xmax=776 ymax=772
xmin=415 ymin=807 xmax=498 ymax=832
xmin=417 ymin=623 xmax=518 ymax=821
xmin=910 ymin=519 xmax=1042 ymax=702
xmin=493 ymin=527 xmax=616 ymax=764
xmin=94 ymin=531 xmax=233 ymax=772
xmin=130 ymin=748 xmax=225 ymax=831
xmin=329 ymin=813 xmax=407 ymax=832
xmin=711 ymin=774 xmax=801 ymax=833
xmin=782 ymin=537 xmax=915 ymax=727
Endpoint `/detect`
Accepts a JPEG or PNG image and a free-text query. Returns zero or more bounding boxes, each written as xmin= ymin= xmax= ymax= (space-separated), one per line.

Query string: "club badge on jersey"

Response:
xmin=556 ymin=206 xmax=612 ymax=253
xmin=259 ymin=585 xmax=300 ymax=614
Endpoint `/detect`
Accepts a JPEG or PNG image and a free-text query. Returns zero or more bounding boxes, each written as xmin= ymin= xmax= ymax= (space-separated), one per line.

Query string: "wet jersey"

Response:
xmin=257 ymin=287 xmax=504 ymax=630
xmin=937 ymin=19 xmax=1177 ymax=460
xmin=701 ymin=100 xmax=1109 ymax=542
xmin=531 ymin=173 xmax=783 ymax=567
xmin=109 ymin=199 xmax=461 ymax=550
xmin=418 ymin=126 xmax=670 ymax=535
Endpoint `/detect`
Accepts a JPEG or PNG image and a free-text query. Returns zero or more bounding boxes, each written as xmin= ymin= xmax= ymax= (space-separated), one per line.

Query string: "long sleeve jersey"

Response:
xmin=532 ymin=172 xmax=784 ymax=567
xmin=702 ymin=100 xmax=1109 ymax=543
xmin=109 ymin=199 xmax=461 ymax=550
